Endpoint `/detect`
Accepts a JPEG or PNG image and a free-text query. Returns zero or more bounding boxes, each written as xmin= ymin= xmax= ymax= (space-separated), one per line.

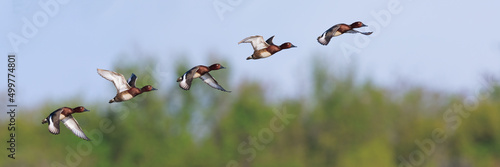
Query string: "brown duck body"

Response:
xmin=195 ymin=66 xmax=211 ymax=77
xmin=335 ymin=24 xmax=353 ymax=35
xmin=249 ymin=49 xmax=274 ymax=60
xmin=111 ymin=88 xmax=141 ymax=103
xmin=109 ymin=85 xmax=156 ymax=103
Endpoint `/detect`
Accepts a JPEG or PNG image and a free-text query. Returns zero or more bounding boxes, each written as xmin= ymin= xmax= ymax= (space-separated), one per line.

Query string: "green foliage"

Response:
xmin=2 ymin=58 xmax=500 ymax=167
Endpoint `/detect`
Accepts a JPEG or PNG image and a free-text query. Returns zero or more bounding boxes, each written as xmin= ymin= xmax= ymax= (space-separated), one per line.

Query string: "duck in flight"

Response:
xmin=239 ymin=35 xmax=296 ymax=60
xmin=317 ymin=21 xmax=373 ymax=45
xmin=42 ymin=106 xmax=91 ymax=141
xmin=177 ymin=63 xmax=230 ymax=92
xmin=97 ymin=69 xmax=157 ymax=103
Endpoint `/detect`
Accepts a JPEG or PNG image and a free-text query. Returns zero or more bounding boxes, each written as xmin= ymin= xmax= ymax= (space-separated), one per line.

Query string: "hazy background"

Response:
xmin=0 ymin=0 xmax=499 ymax=107
xmin=1 ymin=0 xmax=500 ymax=166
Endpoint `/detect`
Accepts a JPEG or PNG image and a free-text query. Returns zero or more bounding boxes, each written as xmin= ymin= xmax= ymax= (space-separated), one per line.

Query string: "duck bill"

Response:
xmin=152 ymin=87 xmax=158 ymax=91
xmin=291 ymin=45 xmax=297 ymax=48
xmin=84 ymin=108 xmax=90 ymax=112
xmin=220 ymin=66 xmax=226 ymax=69
xmin=361 ymin=24 xmax=367 ymax=27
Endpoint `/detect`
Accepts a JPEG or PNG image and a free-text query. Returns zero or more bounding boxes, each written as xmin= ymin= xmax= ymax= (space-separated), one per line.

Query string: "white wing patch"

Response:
xmin=47 ymin=115 xmax=60 ymax=134
xmin=346 ymin=29 xmax=372 ymax=35
xmin=179 ymin=73 xmax=191 ymax=90
xmin=62 ymin=116 xmax=90 ymax=141
xmin=238 ymin=35 xmax=269 ymax=51
xmin=200 ymin=73 xmax=231 ymax=92
xmin=318 ymin=37 xmax=328 ymax=45
xmin=97 ymin=69 xmax=131 ymax=93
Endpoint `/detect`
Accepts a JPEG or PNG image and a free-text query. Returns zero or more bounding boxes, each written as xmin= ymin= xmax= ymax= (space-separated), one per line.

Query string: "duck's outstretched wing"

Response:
xmin=238 ymin=35 xmax=269 ymax=51
xmin=62 ymin=115 xmax=90 ymax=141
xmin=43 ymin=108 xmax=63 ymax=134
xmin=265 ymin=36 xmax=275 ymax=46
xmin=178 ymin=67 xmax=199 ymax=90
xmin=200 ymin=73 xmax=231 ymax=92
xmin=127 ymin=73 xmax=137 ymax=88
xmin=346 ymin=29 xmax=373 ymax=35
xmin=317 ymin=25 xmax=340 ymax=45
xmin=97 ymin=69 xmax=131 ymax=93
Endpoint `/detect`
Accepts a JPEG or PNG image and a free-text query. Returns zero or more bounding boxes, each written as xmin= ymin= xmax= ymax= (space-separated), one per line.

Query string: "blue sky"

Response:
xmin=1 ymin=0 xmax=499 ymax=108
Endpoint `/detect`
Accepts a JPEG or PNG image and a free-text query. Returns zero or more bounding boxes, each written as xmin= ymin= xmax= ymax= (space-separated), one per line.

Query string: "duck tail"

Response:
xmin=246 ymin=56 xmax=253 ymax=60
xmin=42 ymin=119 xmax=48 ymax=124
xmin=109 ymin=99 xmax=115 ymax=103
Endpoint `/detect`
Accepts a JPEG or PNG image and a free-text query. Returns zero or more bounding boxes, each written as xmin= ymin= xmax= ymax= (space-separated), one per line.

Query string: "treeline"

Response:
xmin=2 ymin=60 xmax=500 ymax=167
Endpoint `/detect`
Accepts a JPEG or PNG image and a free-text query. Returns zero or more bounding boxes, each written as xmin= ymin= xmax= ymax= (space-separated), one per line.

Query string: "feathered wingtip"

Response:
xmin=238 ymin=35 xmax=262 ymax=44
xmin=362 ymin=32 xmax=373 ymax=35
xmin=265 ymin=35 xmax=275 ymax=45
